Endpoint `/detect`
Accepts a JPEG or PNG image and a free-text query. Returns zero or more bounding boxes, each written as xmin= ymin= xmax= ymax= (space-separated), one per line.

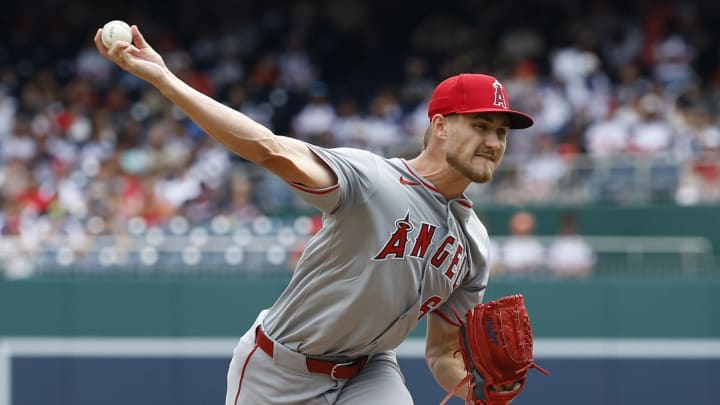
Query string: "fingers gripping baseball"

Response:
xmin=94 ymin=25 xmax=168 ymax=85
xmin=131 ymin=25 xmax=150 ymax=49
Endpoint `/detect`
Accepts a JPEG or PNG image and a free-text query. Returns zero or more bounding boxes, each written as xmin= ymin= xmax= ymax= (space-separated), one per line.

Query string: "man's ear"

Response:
xmin=430 ymin=114 xmax=449 ymax=141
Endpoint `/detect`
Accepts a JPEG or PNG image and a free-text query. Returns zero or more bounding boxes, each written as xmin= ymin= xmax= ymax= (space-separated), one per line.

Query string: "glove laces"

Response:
xmin=439 ymin=374 xmax=474 ymax=405
xmin=517 ymin=362 xmax=550 ymax=376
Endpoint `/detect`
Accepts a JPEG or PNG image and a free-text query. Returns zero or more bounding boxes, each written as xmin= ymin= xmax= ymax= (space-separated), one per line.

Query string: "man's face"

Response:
xmin=444 ymin=113 xmax=509 ymax=183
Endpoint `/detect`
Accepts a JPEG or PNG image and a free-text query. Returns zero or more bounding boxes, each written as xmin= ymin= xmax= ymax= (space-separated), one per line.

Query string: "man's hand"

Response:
xmin=94 ymin=25 xmax=168 ymax=86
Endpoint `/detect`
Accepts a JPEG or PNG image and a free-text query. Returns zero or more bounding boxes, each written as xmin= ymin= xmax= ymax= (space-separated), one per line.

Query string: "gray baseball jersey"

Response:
xmin=262 ymin=145 xmax=491 ymax=359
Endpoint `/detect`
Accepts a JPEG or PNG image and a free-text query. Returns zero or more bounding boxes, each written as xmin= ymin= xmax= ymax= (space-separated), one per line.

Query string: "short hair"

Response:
xmin=423 ymin=126 xmax=432 ymax=148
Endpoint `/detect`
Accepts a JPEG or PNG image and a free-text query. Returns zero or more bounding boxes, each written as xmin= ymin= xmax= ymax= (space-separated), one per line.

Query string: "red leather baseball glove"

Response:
xmin=441 ymin=294 xmax=549 ymax=405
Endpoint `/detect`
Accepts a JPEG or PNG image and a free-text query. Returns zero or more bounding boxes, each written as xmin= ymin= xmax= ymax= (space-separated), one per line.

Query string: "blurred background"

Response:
xmin=0 ymin=0 xmax=718 ymax=404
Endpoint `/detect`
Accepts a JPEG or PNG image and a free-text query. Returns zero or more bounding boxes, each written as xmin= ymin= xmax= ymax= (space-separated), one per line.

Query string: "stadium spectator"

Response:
xmin=627 ymin=93 xmax=675 ymax=154
xmin=223 ymin=170 xmax=261 ymax=224
xmin=547 ymin=213 xmax=596 ymax=278
xmin=583 ymin=101 xmax=631 ymax=158
xmin=291 ymin=82 xmax=336 ymax=144
xmin=520 ymin=135 xmax=567 ymax=202
xmin=500 ymin=211 xmax=546 ymax=277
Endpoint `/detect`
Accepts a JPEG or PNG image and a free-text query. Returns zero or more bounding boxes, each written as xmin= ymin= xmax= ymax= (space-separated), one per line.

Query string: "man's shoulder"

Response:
xmin=319 ymin=146 xmax=396 ymax=167
xmin=325 ymin=146 xmax=382 ymax=158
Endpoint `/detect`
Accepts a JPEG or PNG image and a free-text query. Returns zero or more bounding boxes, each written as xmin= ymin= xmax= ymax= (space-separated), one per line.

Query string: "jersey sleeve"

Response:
xmin=434 ymin=266 xmax=488 ymax=323
xmin=288 ymin=145 xmax=380 ymax=214
xmin=434 ymin=226 xmax=491 ymax=322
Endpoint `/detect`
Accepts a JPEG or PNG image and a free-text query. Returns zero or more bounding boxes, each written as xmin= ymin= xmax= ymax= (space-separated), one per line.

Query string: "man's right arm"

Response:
xmin=155 ymin=72 xmax=336 ymax=189
xmin=95 ymin=25 xmax=336 ymax=190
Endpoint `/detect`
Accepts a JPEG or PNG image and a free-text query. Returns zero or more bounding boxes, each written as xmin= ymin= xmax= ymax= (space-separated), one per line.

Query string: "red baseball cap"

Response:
xmin=427 ymin=73 xmax=534 ymax=129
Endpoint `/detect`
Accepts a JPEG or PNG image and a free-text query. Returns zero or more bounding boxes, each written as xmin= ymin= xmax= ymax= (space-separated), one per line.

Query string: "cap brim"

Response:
xmin=457 ymin=108 xmax=534 ymax=129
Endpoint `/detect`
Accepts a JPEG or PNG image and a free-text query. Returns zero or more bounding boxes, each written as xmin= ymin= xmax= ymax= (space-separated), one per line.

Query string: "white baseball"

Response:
xmin=101 ymin=20 xmax=132 ymax=48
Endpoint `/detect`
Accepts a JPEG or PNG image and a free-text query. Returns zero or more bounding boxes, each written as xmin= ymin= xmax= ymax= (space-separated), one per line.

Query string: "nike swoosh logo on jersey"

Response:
xmin=399 ymin=176 xmax=421 ymax=186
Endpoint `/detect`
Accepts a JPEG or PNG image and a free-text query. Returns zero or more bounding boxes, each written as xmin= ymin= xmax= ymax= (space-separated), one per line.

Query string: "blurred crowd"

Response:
xmin=489 ymin=211 xmax=596 ymax=279
xmin=1 ymin=0 xmax=720 ymax=275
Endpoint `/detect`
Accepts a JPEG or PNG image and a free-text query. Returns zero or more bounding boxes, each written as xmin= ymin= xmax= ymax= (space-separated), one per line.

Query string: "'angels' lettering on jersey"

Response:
xmin=372 ymin=213 xmax=468 ymax=290
xmin=418 ymin=295 xmax=442 ymax=320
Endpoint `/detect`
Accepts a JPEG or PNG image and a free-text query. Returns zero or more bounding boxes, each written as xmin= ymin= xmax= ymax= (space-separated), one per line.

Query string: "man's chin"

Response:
xmin=448 ymin=158 xmax=494 ymax=183
xmin=471 ymin=172 xmax=493 ymax=183
xmin=470 ymin=165 xmax=495 ymax=183
xmin=465 ymin=167 xmax=494 ymax=183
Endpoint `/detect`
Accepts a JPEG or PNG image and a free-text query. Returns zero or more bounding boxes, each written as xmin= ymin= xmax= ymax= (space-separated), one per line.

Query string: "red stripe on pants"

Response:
xmin=234 ymin=344 xmax=260 ymax=405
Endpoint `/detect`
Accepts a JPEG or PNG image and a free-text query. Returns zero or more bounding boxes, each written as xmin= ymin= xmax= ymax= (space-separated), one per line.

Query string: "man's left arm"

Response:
xmin=425 ymin=312 xmax=469 ymax=400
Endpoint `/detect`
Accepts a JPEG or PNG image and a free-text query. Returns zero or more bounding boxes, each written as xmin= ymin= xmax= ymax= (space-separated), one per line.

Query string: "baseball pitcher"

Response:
xmin=95 ymin=24 xmax=546 ymax=405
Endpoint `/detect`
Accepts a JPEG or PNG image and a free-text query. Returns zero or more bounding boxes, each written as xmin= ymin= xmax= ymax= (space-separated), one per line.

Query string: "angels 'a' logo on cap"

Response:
xmin=492 ymin=80 xmax=508 ymax=109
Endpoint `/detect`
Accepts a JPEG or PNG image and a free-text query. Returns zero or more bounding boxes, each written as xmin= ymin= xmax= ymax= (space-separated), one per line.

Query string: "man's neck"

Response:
xmin=405 ymin=152 xmax=471 ymax=200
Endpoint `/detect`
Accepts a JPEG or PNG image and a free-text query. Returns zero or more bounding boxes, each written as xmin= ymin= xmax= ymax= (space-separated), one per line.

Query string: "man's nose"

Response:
xmin=483 ymin=133 xmax=503 ymax=149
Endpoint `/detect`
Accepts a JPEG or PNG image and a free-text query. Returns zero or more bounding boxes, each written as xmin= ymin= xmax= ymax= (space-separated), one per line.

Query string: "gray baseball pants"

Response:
xmin=225 ymin=311 xmax=414 ymax=405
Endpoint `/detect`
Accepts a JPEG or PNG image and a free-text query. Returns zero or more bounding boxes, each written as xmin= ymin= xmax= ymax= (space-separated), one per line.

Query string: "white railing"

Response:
xmin=492 ymin=235 xmax=715 ymax=274
xmin=0 ymin=233 xmax=714 ymax=278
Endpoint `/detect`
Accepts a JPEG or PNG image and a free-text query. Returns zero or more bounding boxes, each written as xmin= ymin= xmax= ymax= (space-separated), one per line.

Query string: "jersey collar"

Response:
xmin=399 ymin=159 xmax=474 ymax=209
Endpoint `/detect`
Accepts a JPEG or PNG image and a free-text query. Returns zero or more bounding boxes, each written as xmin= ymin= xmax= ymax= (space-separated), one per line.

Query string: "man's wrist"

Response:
xmin=154 ymin=68 xmax=180 ymax=97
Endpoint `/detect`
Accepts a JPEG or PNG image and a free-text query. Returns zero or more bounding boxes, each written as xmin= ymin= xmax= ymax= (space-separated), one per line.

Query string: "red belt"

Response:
xmin=255 ymin=326 xmax=368 ymax=380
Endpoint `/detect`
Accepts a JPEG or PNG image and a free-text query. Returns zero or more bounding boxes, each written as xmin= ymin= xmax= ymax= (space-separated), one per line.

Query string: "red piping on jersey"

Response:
xmin=400 ymin=160 xmax=473 ymax=208
xmin=431 ymin=310 xmax=459 ymax=326
xmin=290 ymin=182 xmax=340 ymax=194
xmin=289 ymin=143 xmax=343 ymax=194
xmin=401 ymin=160 xmax=442 ymax=193
xmin=399 ymin=176 xmax=421 ymax=186
xmin=234 ymin=344 xmax=260 ymax=405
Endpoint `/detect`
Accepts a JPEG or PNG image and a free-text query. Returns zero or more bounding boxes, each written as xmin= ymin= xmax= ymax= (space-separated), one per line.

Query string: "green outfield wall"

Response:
xmin=2 ymin=275 xmax=719 ymax=338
